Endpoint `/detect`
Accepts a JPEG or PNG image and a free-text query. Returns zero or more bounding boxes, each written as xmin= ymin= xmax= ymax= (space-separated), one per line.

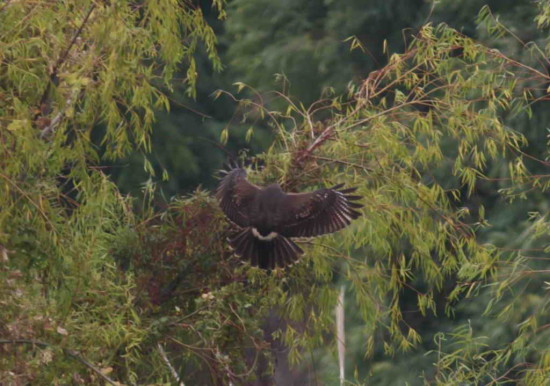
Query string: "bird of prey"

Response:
xmin=216 ymin=163 xmax=362 ymax=269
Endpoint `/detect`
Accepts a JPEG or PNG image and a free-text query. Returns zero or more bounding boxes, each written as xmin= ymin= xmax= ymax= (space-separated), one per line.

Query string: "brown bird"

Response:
xmin=216 ymin=163 xmax=362 ymax=269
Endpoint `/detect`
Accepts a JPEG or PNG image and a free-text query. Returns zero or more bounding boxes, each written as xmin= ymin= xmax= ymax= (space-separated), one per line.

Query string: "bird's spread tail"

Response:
xmin=229 ymin=228 xmax=303 ymax=269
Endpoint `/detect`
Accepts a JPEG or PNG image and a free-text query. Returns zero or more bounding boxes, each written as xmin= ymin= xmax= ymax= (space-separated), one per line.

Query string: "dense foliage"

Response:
xmin=1 ymin=0 xmax=549 ymax=385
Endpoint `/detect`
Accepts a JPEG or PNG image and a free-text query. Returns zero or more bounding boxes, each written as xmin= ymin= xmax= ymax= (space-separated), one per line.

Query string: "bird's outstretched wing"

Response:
xmin=279 ymin=184 xmax=362 ymax=237
xmin=216 ymin=163 xmax=260 ymax=227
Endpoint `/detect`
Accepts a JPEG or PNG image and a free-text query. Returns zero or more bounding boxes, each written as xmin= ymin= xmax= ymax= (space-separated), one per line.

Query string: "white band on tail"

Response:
xmin=251 ymin=228 xmax=278 ymax=241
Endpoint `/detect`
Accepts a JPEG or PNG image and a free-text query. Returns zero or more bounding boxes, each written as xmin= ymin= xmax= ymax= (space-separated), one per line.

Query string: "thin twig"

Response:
xmin=157 ymin=343 xmax=184 ymax=386
xmin=166 ymin=94 xmax=213 ymax=119
xmin=0 ymin=339 xmax=117 ymax=385
xmin=311 ymin=155 xmax=374 ymax=173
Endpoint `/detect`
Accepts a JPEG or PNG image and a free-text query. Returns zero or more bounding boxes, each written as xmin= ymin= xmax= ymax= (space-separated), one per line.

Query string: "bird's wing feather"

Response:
xmin=279 ymin=184 xmax=362 ymax=237
xmin=216 ymin=166 xmax=259 ymax=227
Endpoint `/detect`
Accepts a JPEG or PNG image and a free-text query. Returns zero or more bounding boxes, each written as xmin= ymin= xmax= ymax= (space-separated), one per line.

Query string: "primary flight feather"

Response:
xmin=216 ymin=163 xmax=362 ymax=269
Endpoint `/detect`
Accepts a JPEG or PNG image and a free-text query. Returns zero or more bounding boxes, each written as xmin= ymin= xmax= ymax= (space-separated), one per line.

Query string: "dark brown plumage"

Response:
xmin=216 ymin=163 xmax=362 ymax=269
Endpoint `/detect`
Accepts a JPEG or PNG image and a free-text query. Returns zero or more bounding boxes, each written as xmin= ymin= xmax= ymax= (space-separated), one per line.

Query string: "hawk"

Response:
xmin=216 ymin=163 xmax=362 ymax=269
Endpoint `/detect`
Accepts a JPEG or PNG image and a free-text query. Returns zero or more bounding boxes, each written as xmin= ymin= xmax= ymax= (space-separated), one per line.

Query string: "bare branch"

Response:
xmin=157 ymin=343 xmax=185 ymax=386
xmin=40 ymin=94 xmax=74 ymax=139
xmin=35 ymin=3 xmax=96 ymax=125
xmin=336 ymin=285 xmax=346 ymax=386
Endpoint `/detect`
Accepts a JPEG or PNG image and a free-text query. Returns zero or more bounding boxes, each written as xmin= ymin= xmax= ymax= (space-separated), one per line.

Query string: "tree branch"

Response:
xmin=39 ymin=93 xmax=74 ymax=139
xmin=36 ymin=3 xmax=96 ymax=125
xmin=336 ymin=285 xmax=345 ymax=386
xmin=157 ymin=343 xmax=185 ymax=386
